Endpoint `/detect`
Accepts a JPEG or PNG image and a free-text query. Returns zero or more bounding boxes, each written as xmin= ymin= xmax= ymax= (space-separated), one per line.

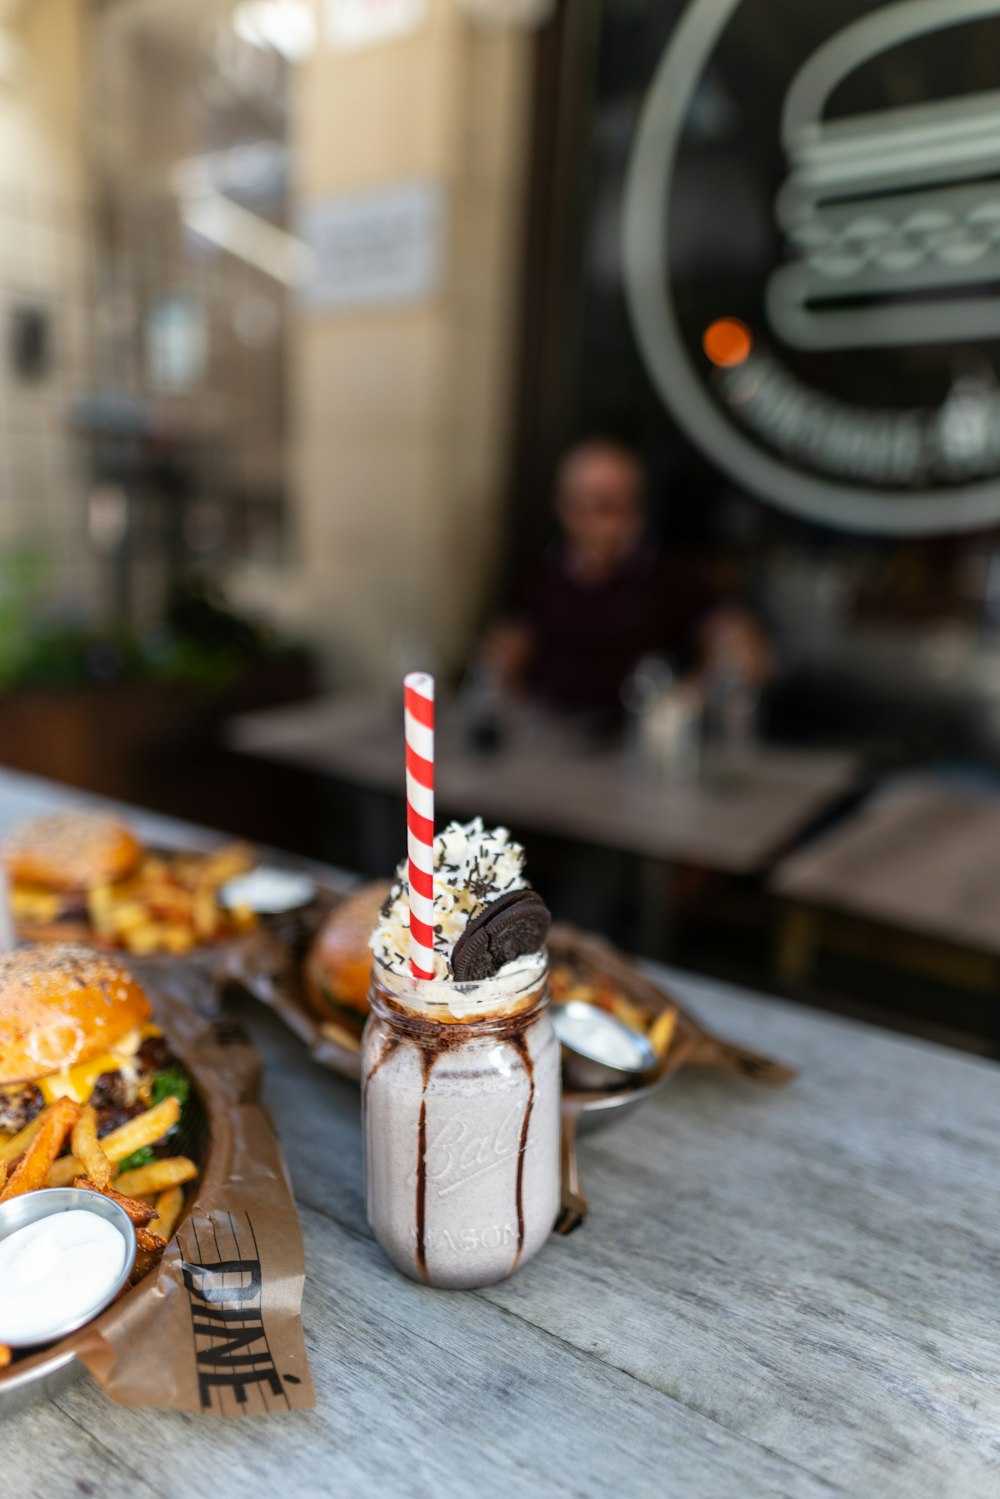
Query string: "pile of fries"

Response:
xmin=85 ymin=844 xmax=259 ymax=955
xmin=550 ymin=960 xmax=678 ymax=1059
xmin=0 ymin=1094 xmax=197 ymax=1370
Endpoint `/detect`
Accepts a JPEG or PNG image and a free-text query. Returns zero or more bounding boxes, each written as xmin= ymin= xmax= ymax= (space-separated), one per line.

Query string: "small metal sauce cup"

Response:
xmin=553 ymin=998 xmax=659 ymax=1093
xmin=0 ymin=1188 xmax=137 ymax=1348
xmin=219 ymin=866 xmax=318 ymax=914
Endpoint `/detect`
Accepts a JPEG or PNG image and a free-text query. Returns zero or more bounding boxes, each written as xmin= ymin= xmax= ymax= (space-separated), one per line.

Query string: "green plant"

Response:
xmin=0 ymin=544 xmax=49 ymax=689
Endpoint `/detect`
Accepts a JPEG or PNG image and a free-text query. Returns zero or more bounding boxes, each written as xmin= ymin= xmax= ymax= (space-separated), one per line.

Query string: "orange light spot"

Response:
xmin=702 ymin=318 xmax=753 ymax=368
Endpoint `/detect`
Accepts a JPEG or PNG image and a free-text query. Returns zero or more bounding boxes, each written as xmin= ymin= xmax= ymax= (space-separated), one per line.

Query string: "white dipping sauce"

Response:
xmin=553 ymin=1001 xmax=652 ymax=1071
xmin=219 ymin=866 xmax=316 ymax=914
xmin=0 ymin=1210 xmax=127 ymax=1344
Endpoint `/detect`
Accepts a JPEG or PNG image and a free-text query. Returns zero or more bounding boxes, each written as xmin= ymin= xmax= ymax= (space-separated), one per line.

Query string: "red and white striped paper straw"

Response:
xmin=404 ymin=672 xmax=436 ymax=980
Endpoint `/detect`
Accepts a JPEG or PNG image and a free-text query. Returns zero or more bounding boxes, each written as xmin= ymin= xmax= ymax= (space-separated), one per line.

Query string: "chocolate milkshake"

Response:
xmin=363 ymin=820 xmax=560 ymax=1289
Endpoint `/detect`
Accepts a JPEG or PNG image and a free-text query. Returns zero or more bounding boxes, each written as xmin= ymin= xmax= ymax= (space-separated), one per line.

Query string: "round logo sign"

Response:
xmin=623 ymin=0 xmax=1000 ymax=534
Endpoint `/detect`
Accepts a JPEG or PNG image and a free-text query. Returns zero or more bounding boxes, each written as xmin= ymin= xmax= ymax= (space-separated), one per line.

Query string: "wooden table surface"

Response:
xmin=2 ymin=768 xmax=999 ymax=1499
xmin=772 ymin=774 xmax=1000 ymax=955
xmin=228 ymin=693 xmax=858 ymax=872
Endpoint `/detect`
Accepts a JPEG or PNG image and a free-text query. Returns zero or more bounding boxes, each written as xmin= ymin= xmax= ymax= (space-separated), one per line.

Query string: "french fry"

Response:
xmin=135 ymin=1226 xmax=167 ymax=1255
xmin=75 ymin=1178 xmax=157 ymax=1226
xmin=607 ymin=992 xmax=654 ymax=1034
xmin=150 ymin=1185 xmax=185 ymax=1242
xmin=123 ymin=923 xmax=171 ymax=955
xmin=648 ymin=1007 xmax=678 ymax=1058
xmin=0 ymin=1097 xmax=80 ymax=1202
xmin=321 ymin=1018 xmax=364 ymax=1054
xmin=0 ymin=1112 xmax=42 ymax=1167
xmin=130 ymin=1250 xmax=159 ymax=1285
xmin=199 ymin=843 xmax=254 ymax=884
xmin=114 ymin=1156 xmax=197 ymax=1198
xmin=158 ymin=925 xmax=196 ymax=955
xmin=193 ymin=887 xmax=218 ymax=939
xmin=0 ymin=1344 xmax=10 ymax=1371
xmin=45 ymin=1155 xmax=83 ymax=1188
xmin=101 ymin=1095 xmax=180 ymax=1164
xmin=71 ymin=1105 xmax=112 ymax=1189
xmin=87 ymin=884 xmax=116 ymax=939
xmin=108 ymin=901 xmax=150 ymax=933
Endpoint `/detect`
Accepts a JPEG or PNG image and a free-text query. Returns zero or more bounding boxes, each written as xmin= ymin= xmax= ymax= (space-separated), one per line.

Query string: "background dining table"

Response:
xmin=227 ymin=692 xmax=861 ymax=956
xmin=1 ymin=766 xmax=997 ymax=1499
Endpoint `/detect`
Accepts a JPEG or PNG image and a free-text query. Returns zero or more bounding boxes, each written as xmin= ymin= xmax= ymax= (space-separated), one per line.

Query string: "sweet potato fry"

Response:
xmin=0 ymin=1097 xmax=80 ymax=1202
xmin=0 ymin=1112 xmax=42 ymax=1167
xmin=0 ymin=1159 xmax=6 ymax=1193
xmin=130 ymin=1250 xmax=160 ymax=1285
xmin=0 ymin=1344 xmax=10 ymax=1371
xmin=101 ymin=1096 xmax=180 ymax=1164
xmin=114 ymin=1156 xmax=197 ymax=1198
xmin=150 ymin=1185 xmax=185 ymax=1242
xmin=75 ymin=1177 xmax=157 ymax=1226
xmin=135 ymin=1226 xmax=167 ymax=1255
xmin=71 ymin=1104 xmax=112 ymax=1189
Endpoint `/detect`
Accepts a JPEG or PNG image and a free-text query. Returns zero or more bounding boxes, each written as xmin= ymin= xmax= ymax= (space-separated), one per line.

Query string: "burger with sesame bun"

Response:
xmin=0 ymin=945 xmax=189 ymax=1153
xmin=3 ymin=812 xmax=144 ymax=939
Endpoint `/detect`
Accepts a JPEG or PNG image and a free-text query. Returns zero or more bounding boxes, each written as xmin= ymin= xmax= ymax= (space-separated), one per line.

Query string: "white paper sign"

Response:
xmin=326 ymin=0 xmax=425 ymax=51
xmin=299 ymin=180 xmax=445 ymax=311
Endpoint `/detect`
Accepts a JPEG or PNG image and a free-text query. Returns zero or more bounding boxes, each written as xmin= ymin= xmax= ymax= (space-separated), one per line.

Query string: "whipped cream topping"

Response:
xmin=371 ymin=818 xmax=532 ymax=980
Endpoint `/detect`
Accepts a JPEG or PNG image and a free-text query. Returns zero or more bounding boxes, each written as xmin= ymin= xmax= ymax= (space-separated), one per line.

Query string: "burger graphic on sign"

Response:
xmin=623 ymin=0 xmax=1000 ymax=533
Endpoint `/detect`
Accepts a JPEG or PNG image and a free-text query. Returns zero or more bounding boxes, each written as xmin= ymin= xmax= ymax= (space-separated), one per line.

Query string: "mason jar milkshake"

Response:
xmin=363 ymin=820 xmax=560 ymax=1289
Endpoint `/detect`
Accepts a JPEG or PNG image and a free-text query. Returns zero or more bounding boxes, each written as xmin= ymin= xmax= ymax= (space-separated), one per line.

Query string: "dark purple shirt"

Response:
xmin=516 ymin=542 xmax=719 ymax=716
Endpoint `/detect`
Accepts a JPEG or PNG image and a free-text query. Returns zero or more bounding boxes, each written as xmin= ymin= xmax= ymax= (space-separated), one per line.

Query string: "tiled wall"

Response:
xmin=0 ymin=183 xmax=96 ymax=614
xmin=0 ymin=0 xmax=99 ymax=616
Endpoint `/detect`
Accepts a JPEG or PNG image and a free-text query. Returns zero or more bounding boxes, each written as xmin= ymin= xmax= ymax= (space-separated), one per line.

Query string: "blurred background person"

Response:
xmin=481 ymin=438 xmax=772 ymax=729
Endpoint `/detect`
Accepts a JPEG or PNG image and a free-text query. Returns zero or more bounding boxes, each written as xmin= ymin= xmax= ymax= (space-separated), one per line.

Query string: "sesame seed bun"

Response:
xmin=303 ymin=881 xmax=391 ymax=1020
xmin=0 ymin=944 xmax=151 ymax=1086
xmin=4 ymin=812 xmax=143 ymax=892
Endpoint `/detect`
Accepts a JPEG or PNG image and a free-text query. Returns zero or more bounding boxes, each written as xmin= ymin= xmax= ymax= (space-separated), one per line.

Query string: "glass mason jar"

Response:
xmin=362 ymin=955 xmax=561 ymax=1289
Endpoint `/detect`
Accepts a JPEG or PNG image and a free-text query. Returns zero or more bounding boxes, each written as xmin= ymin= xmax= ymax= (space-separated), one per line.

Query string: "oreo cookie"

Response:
xmin=451 ymin=889 xmax=551 ymax=981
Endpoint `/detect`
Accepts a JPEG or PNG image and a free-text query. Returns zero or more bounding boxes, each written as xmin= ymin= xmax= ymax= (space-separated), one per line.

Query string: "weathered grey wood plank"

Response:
xmin=2 ymin=769 xmax=998 ymax=1499
xmin=3 ymin=1399 xmax=168 ymax=1499
xmin=51 ymin=1199 xmax=853 ymax=1499
xmin=480 ymin=976 xmax=1000 ymax=1499
xmin=239 ymin=986 xmax=1000 ymax=1499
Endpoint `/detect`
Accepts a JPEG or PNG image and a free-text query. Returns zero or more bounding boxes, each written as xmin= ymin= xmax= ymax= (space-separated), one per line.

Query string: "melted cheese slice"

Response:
xmin=38 ymin=1024 xmax=161 ymax=1104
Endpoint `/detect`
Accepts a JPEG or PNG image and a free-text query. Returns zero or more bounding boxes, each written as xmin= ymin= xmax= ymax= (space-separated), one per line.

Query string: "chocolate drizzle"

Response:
xmin=414 ymin=1048 xmax=436 ymax=1282
xmin=509 ymin=1035 xmax=535 ymax=1269
xmin=367 ymin=978 xmax=548 ymax=1287
xmin=362 ymin=1036 xmax=400 ymax=1109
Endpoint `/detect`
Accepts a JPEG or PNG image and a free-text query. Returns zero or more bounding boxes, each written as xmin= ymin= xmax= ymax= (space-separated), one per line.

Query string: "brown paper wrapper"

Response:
xmin=548 ymin=923 xmax=798 ymax=1088
xmin=1 ymin=991 xmax=315 ymax=1416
